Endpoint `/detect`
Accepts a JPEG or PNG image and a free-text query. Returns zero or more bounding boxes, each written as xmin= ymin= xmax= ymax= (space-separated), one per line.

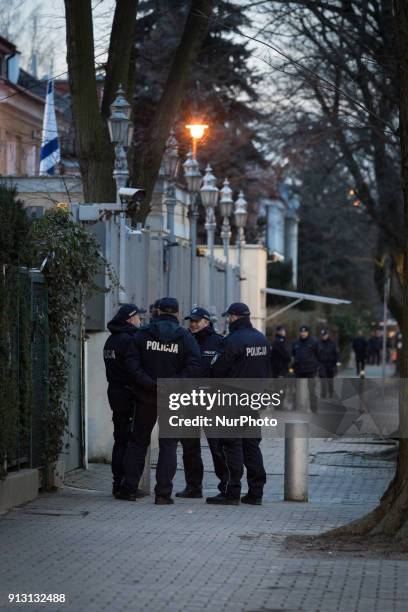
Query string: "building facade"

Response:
xmin=0 ymin=36 xmax=70 ymax=177
xmin=262 ymin=185 xmax=300 ymax=287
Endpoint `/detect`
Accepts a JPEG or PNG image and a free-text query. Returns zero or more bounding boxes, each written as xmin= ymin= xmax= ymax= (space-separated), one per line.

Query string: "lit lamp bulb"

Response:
xmin=186 ymin=122 xmax=209 ymax=158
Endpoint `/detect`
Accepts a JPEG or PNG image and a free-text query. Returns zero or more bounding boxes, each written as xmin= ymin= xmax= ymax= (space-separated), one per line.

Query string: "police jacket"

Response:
xmin=192 ymin=325 xmax=224 ymax=377
xmin=368 ymin=336 xmax=381 ymax=353
xmin=103 ymin=316 xmax=141 ymax=388
xmin=211 ymin=317 xmax=271 ymax=378
xmin=352 ymin=337 xmax=367 ymax=358
xmin=132 ymin=314 xmax=202 ymax=387
xmin=271 ymin=334 xmax=291 ymax=377
xmin=317 ymin=338 xmax=339 ymax=367
xmin=292 ymin=336 xmax=319 ymax=376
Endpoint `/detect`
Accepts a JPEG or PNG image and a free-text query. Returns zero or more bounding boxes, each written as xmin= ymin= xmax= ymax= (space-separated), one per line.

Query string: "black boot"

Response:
xmin=115 ymin=488 xmax=147 ymax=501
xmin=241 ymin=494 xmax=262 ymax=505
xmin=155 ymin=496 xmax=174 ymax=505
xmin=115 ymin=489 xmax=139 ymax=501
xmin=206 ymin=493 xmax=240 ymax=506
xmin=175 ymin=487 xmax=203 ymax=499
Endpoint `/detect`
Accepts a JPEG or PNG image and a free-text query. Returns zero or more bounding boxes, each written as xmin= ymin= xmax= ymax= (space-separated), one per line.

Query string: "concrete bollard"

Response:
xmin=284 ymin=421 xmax=309 ymax=502
xmin=295 ymin=377 xmax=309 ymax=411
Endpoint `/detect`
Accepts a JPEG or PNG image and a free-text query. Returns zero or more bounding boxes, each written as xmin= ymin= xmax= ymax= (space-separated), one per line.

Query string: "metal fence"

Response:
xmin=83 ymin=214 xmax=241 ymax=330
xmin=6 ymin=269 xmax=48 ymax=473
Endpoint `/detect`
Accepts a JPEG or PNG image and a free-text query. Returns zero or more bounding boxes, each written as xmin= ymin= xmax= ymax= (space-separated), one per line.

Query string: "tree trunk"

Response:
xmin=326 ymin=0 xmax=408 ymax=541
xmin=101 ymin=0 xmax=139 ymax=119
xmin=131 ymin=0 xmax=214 ymax=223
xmin=64 ymin=0 xmax=114 ymax=202
xmin=64 ymin=0 xmax=138 ymax=203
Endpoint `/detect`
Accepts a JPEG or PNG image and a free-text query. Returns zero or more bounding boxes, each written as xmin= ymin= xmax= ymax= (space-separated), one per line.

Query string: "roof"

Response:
xmin=17 ymin=70 xmax=70 ymax=115
xmin=0 ymin=35 xmax=18 ymax=55
xmin=261 ymin=287 xmax=351 ymax=305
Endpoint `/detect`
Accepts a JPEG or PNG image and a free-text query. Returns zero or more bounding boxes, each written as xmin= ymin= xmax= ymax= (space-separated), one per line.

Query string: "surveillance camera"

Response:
xmin=118 ymin=187 xmax=146 ymax=202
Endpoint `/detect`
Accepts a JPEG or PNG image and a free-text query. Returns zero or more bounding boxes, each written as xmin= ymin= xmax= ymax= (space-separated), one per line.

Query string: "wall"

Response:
xmin=213 ymin=244 xmax=267 ymax=333
xmin=3 ymin=176 xmax=83 ymax=214
xmin=85 ymin=331 xmax=112 ymax=462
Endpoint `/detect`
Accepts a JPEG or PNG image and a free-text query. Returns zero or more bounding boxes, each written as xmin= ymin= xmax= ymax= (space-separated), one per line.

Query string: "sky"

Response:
xmin=1 ymin=0 xmax=275 ymax=86
xmin=0 ymin=0 xmax=116 ymax=78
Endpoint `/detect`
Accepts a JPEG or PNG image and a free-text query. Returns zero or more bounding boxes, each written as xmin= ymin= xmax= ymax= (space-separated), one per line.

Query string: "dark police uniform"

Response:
xmin=271 ymin=328 xmax=291 ymax=377
xmin=352 ymin=334 xmax=368 ymax=376
xmin=123 ymin=298 xmax=201 ymax=503
xmin=317 ymin=330 xmax=339 ymax=398
xmin=292 ymin=326 xmax=319 ymax=411
xmin=209 ymin=303 xmax=270 ymax=505
xmin=176 ymin=307 xmax=225 ymax=498
xmin=103 ymin=304 xmax=146 ymax=495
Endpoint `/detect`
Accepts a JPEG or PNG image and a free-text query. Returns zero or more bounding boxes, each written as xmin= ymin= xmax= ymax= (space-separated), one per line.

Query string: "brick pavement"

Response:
xmin=1 ymin=436 xmax=408 ymax=612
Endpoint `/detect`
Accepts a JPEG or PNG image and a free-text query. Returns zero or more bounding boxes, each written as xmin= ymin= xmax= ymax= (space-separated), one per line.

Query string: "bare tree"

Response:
xmin=131 ymin=0 xmax=214 ymax=221
xmin=261 ymin=0 xmax=408 ymax=542
xmin=64 ymin=0 xmax=213 ymax=219
xmin=261 ymin=0 xmax=403 ymax=320
xmin=64 ymin=0 xmax=138 ymax=203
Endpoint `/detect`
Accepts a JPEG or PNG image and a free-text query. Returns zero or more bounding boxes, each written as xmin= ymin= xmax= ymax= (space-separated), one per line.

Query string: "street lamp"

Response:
xmin=234 ymin=190 xmax=248 ymax=282
xmin=183 ymin=151 xmax=202 ymax=307
xmin=162 ymin=129 xmax=179 ymax=179
xmin=219 ymin=178 xmax=233 ymax=312
xmin=162 ymin=130 xmax=180 ymax=294
xmin=201 ymin=164 xmax=219 ymax=309
xmin=162 ymin=130 xmax=179 ymax=237
xmin=107 ymin=85 xmax=134 ymax=202
xmin=108 ymin=85 xmax=134 ymax=304
xmin=186 ymin=122 xmax=209 ymax=159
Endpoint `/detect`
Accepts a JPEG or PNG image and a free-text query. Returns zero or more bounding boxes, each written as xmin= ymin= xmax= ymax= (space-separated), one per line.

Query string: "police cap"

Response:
xmin=149 ymin=299 xmax=161 ymax=311
xmin=185 ymin=306 xmax=211 ymax=322
xmin=158 ymin=297 xmax=179 ymax=313
xmin=299 ymin=324 xmax=310 ymax=332
xmin=222 ymin=302 xmax=251 ymax=317
xmin=116 ymin=303 xmax=146 ymax=321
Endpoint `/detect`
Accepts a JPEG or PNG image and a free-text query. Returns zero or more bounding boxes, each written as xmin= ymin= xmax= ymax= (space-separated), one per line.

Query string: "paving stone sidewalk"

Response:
xmin=1 ymin=437 xmax=407 ymax=612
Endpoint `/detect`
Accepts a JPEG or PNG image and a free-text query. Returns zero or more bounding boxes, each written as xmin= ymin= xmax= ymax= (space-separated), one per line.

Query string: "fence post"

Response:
xmin=284 ymin=421 xmax=309 ymax=501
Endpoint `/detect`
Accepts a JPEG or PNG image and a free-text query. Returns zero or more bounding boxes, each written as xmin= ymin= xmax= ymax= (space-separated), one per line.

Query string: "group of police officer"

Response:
xmin=103 ymin=298 xmax=339 ymax=505
xmin=103 ymin=298 xmax=270 ymax=505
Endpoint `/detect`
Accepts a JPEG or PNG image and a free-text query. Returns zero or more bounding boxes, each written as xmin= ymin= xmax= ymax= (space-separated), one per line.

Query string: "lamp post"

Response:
xmin=234 ymin=190 xmax=248 ymax=294
xmin=219 ymin=178 xmax=233 ymax=311
xmin=162 ymin=130 xmax=179 ymax=294
xmin=107 ymin=85 xmax=133 ymax=201
xmin=183 ymin=151 xmax=202 ymax=307
xmin=107 ymin=85 xmax=134 ymax=304
xmin=201 ymin=164 xmax=219 ymax=309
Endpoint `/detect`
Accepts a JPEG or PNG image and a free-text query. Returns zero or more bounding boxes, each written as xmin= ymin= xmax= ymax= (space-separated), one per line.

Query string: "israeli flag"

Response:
xmin=39 ymin=80 xmax=60 ymax=175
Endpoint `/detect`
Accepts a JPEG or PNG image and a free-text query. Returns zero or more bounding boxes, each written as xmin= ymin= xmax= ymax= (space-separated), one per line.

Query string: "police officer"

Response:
xmin=271 ymin=325 xmax=291 ymax=377
xmin=103 ymin=303 xmax=146 ymax=498
xmin=209 ymin=303 xmax=270 ymax=506
xmin=352 ymin=330 xmax=367 ymax=376
xmin=120 ymin=297 xmax=202 ymax=504
xmin=149 ymin=299 xmax=161 ymax=322
xmin=175 ymin=307 xmax=225 ymax=499
xmin=292 ymin=325 xmax=319 ymax=412
xmin=317 ymin=328 xmax=339 ymax=398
